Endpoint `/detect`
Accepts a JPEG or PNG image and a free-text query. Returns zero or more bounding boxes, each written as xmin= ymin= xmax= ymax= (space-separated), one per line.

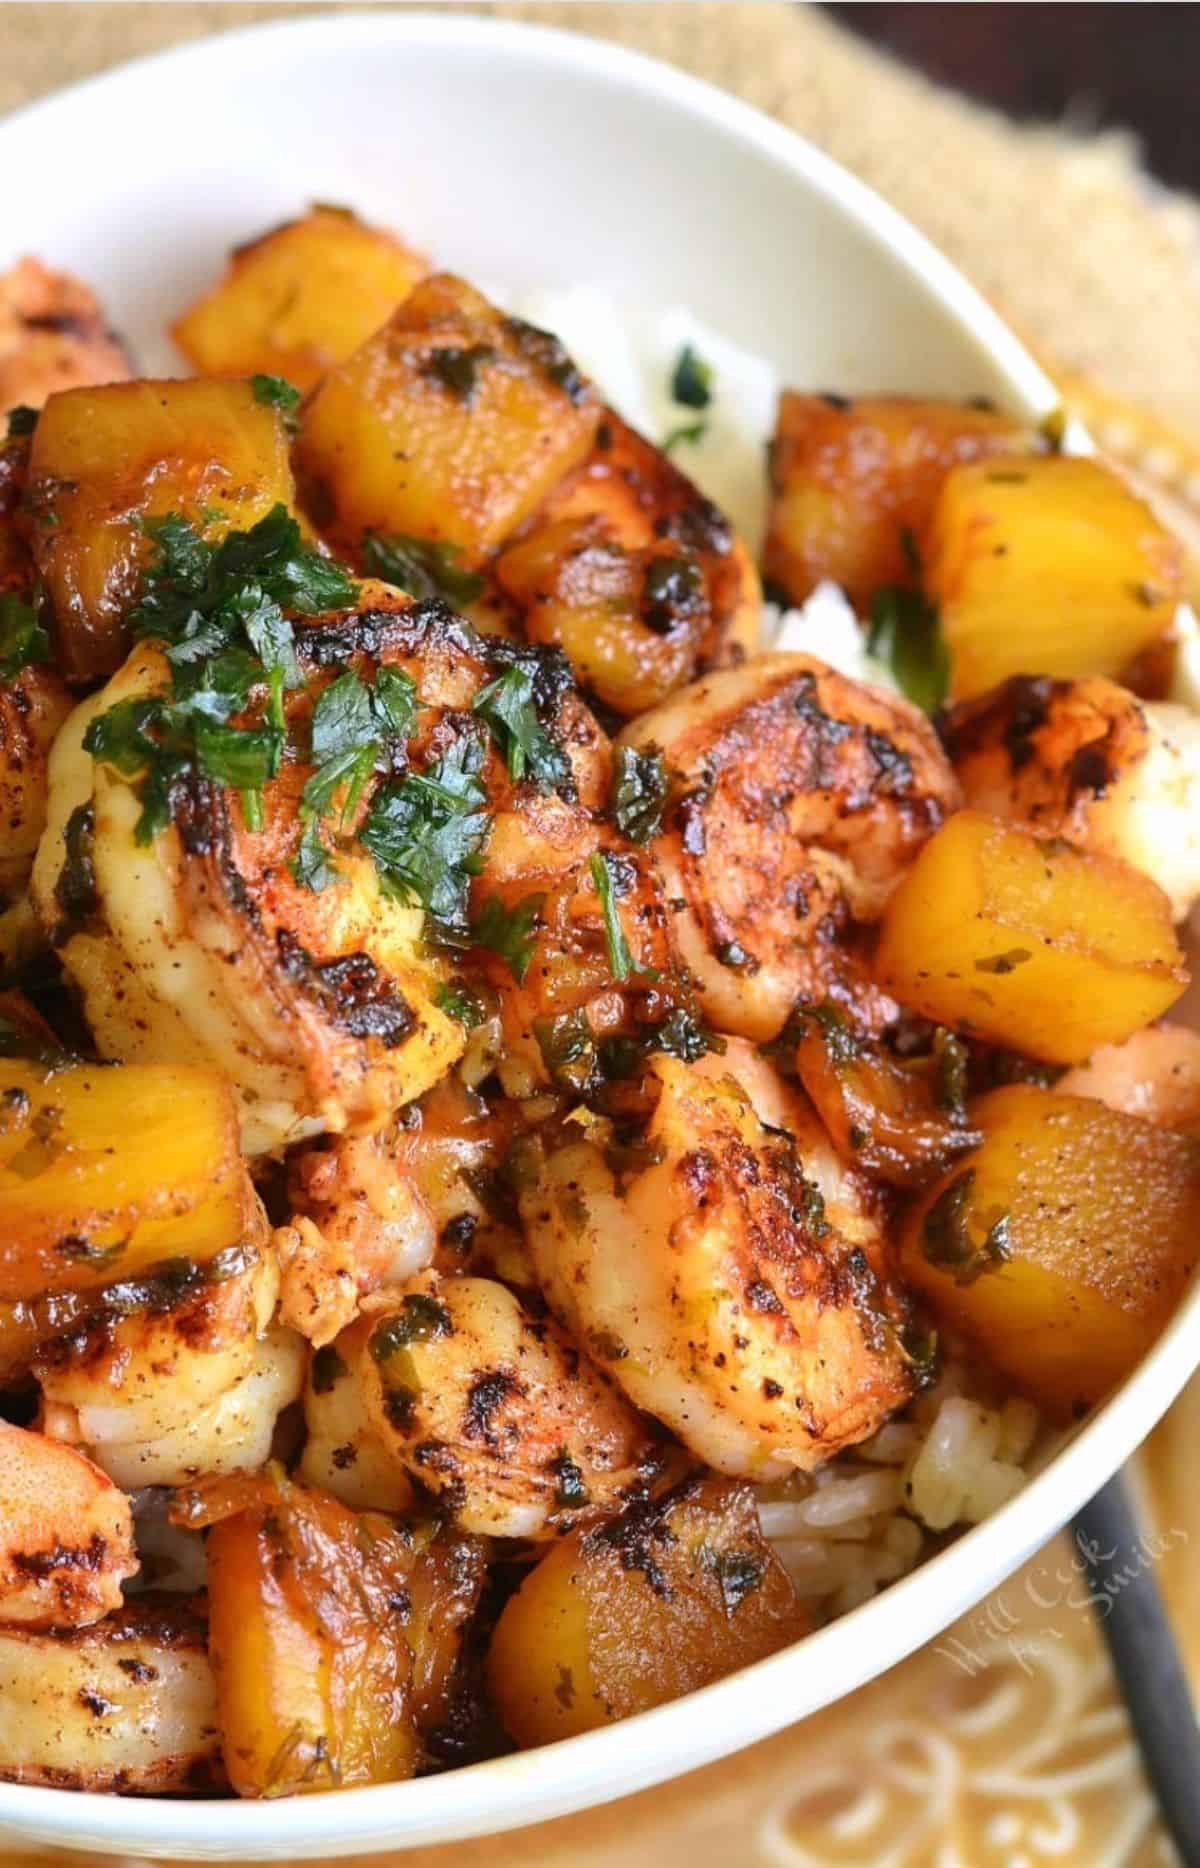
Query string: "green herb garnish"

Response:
xmin=361 ymin=728 xmax=491 ymax=937
xmin=362 ymin=530 xmax=486 ymax=607
xmin=289 ymin=664 xmax=419 ymax=889
xmin=472 ymin=891 xmax=545 ymax=984
xmin=434 ymin=980 xmax=486 ymax=1028
xmin=85 ymin=506 xmax=355 ymax=841
xmin=250 ymin=374 xmax=302 ymax=430
xmin=866 ymin=585 xmax=950 ymax=715
xmin=590 ymin=851 xmax=638 ymax=982
xmin=5 ymin=405 xmax=38 ymax=439
xmin=670 ymin=343 xmax=713 ymax=410
xmin=0 ymin=593 xmax=51 ymax=682
xmin=472 ymin=664 xmax=568 ymax=791
xmin=922 ymin=1170 xmax=1013 ymax=1286
xmin=663 ymin=420 xmax=707 ymax=454
xmin=609 ymin=744 xmax=668 ymax=844
xmin=649 ymin=1006 xmax=724 ymax=1063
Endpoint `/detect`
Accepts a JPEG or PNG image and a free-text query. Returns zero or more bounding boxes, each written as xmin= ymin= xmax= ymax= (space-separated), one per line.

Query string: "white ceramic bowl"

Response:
xmin=0 ymin=11 xmax=1195 ymax=1860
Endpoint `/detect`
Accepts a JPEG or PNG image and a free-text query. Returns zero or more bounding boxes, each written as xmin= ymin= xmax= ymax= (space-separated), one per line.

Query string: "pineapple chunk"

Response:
xmin=28 ymin=378 xmax=297 ymax=682
xmin=486 ymin=1476 xmax=807 ymax=1747
xmin=873 ymin=810 xmax=1186 ymax=1064
xmin=763 ymin=392 xmax=1031 ymax=609
xmin=295 ymin=273 xmax=600 ymax=564
xmin=925 ymin=455 xmax=1182 ymax=699
xmin=172 ymin=206 xmax=428 ymax=391
xmin=0 ymin=1059 xmax=256 ymax=1301
xmin=899 ymin=1085 xmax=1200 ymax=1420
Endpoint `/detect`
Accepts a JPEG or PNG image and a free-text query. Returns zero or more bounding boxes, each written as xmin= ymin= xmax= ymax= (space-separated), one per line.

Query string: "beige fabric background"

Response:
xmin=2 ymin=10 xmax=1198 ymax=1865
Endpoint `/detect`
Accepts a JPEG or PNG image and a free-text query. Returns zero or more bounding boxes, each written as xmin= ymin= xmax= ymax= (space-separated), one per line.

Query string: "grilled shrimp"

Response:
xmin=619 ymin=653 xmax=961 ymax=1041
xmin=300 ymin=1317 xmax=416 ymax=1512
xmin=495 ymin=411 xmax=761 ymax=716
xmin=276 ymin=1130 xmax=437 ymax=1345
xmin=0 ymin=1421 xmax=136 ymax=1627
xmin=43 ymin=1324 xmax=304 ymax=1491
xmin=0 ymin=258 xmax=131 ymax=414
xmin=1059 ymin=1024 xmax=1200 ymax=1134
xmin=36 ymin=1240 xmax=279 ymax=1461
xmin=519 ymin=1039 xmax=913 ymax=1478
xmin=0 ymin=1595 xmax=221 ymax=1792
xmin=32 ymin=587 xmax=608 ymax=1152
xmin=358 ymin=1270 xmax=656 ymax=1537
xmin=942 ymin=675 xmax=1200 ymax=920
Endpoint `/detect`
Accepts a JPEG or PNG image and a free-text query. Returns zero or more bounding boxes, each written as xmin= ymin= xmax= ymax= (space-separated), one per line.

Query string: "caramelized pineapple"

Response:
xmin=28 ymin=378 xmax=297 ymax=682
xmin=926 ymin=455 xmax=1182 ymax=699
xmin=296 ymin=274 xmax=601 ymax=565
xmin=763 ymin=392 xmax=1033 ymax=609
xmin=873 ymin=810 xmax=1187 ymax=1063
xmin=899 ymin=1085 xmax=1200 ymax=1420
xmin=173 ymin=205 xmax=428 ymax=390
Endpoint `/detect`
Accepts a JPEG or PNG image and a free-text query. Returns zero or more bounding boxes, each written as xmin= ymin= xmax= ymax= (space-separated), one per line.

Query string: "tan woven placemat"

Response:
xmin=1 ymin=10 xmax=1198 ymax=1865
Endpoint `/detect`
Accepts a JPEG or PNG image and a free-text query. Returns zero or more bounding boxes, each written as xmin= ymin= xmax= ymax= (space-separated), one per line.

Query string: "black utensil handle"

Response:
xmin=1073 ymin=1474 xmax=1200 ymax=1866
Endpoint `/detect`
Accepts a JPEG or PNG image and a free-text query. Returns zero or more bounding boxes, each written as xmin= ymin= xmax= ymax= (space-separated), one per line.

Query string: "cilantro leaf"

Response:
xmin=363 ymin=531 xmax=485 ymax=607
xmin=589 ymin=851 xmax=638 ymax=981
xmin=434 ymin=980 xmax=486 ymax=1028
xmin=87 ymin=505 xmax=360 ymax=851
xmin=6 ymin=405 xmax=38 ymax=439
xmin=663 ymin=420 xmax=707 ymax=454
xmin=649 ymin=1007 xmax=725 ymax=1062
xmin=472 ymin=892 xmax=545 ymax=984
xmin=311 ymin=670 xmax=379 ymax=765
xmin=866 ymin=586 xmax=950 ymax=714
xmin=361 ymin=729 xmax=491 ymax=935
xmin=609 ymin=745 xmax=667 ymax=844
xmin=291 ymin=816 xmax=338 ymax=892
xmin=372 ymin=666 xmax=418 ymax=741
xmin=250 ymin=373 xmax=302 ymax=430
xmin=472 ymin=664 xmax=568 ymax=791
xmin=670 ymin=343 xmax=712 ymax=410
xmin=192 ymin=717 xmax=283 ymax=792
xmin=289 ymin=666 xmax=420 ymax=889
xmin=83 ymin=697 xmax=166 ymax=778
xmin=0 ymin=593 xmax=51 ymax=682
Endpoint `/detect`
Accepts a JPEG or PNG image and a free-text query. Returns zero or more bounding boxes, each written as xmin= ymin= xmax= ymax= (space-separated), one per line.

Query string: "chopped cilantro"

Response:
xmin=663 ymin=420 xmax=707 ymax=454
xmin=250 ymin=373 xmax=302 ymax=429
xmin=534 ymin=1008 xmax=598 ymax=1093
xmin=866 ymin=585 xmax=950 ymax=714
xmin=670 ymin=343 xmax=713 ymax=410
xmin=5 ymin=405 xmax=38 ymax=439
xmin=289 ymin=664 xmax=420 ymax=888
xmin=649 ymin=1006 xmax=725 ymax=1062
xmin=362 ymin=728 xmax=491 ymax=936
xmin=0 ymin=593 xmax=51 ymax=682
xmin=434 ymin=980 xmax=486 ymax=1028
xmin=922 ymin=1170 xmax=1013 ymax=1285
xmin=472 ymin=891 xmax=545 ymax=984
xmin=609 ymin=744 xmax=668 ymax=844
xmin=472 ymin=664 xmax=568 ymax=791
xmin=191 ymin=717 xmax=283 ymax=791
xmin=590 ymin=851 xmax=638 ymax=982
xmin=363 ymin=531 xmax=485 ymax=607
xmin=422 ymin=344 xmax=495 ymax=402
xmin=85 ymin=505 xmax=358 ymax=844
xmin=291 ymin=816 xmax=337 ymax=892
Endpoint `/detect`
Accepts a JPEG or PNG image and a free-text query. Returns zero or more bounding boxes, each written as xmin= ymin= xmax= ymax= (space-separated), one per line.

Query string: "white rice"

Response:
xmin=505 ymin=288 xmax=1046 ymax=1620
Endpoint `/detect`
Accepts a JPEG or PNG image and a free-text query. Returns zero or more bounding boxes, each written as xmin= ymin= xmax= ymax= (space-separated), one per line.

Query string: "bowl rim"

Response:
xmin=2 ymin=8 xmax=1191 ymax=1860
